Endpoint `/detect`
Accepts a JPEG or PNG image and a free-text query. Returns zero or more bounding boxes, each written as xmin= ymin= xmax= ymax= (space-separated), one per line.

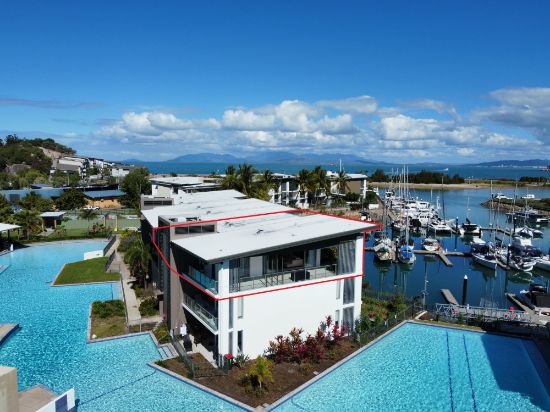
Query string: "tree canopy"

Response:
xmin=120 ymin=168 xmax=151 ymax=209
xmin=55 ymin=189 xmax=86 ymax=210
xmin=19 ymin=191 xmax=53 ymax=212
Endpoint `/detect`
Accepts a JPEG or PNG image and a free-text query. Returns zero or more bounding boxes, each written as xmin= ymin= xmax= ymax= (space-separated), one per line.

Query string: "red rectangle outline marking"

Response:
xmin=150 ymin=208 xmax=381 ymax=301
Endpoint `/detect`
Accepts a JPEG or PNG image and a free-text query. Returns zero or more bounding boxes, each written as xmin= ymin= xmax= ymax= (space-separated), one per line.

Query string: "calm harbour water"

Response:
xmin=364 ymin=187 xmax=550 ymax=309
xmin=137 ymin=161 xmax=550 ymax=180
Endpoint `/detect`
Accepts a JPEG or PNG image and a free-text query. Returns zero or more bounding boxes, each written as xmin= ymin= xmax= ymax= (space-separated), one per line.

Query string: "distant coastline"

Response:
xmin=370 ymin=181 xmax=549 ymax=190
xmin=132 ymin=161 xmax=550 ymax=181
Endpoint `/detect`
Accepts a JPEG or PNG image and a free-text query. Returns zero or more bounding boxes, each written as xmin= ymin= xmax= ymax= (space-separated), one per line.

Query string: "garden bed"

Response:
xmin=90 ymin=300 xmax=128 ymax=339
xmin=54 ymin=256 xmax=120 ymax=285
xmin=196 ymin=339 xmax=358 ymax=408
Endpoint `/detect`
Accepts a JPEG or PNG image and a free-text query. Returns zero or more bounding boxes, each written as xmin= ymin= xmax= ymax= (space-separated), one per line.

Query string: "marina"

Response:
xmin=364 ymin=184 xmax=550 ymax=312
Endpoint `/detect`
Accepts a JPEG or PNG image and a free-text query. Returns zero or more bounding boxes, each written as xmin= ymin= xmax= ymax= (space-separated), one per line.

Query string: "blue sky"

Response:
xmin=1 ymin=1 xmax=549 ymax=162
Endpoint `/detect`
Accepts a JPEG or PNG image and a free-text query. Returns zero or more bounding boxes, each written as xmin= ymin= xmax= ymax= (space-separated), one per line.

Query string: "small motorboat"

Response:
xmin=373 ymin=238 xmax=393 ymax=262
xmin=472 ymin=252 xmax=498 ymax=270
xmin=422 ymin=238 xmax=441 ymax=252
xmin=509 ymin=256 xmax=536 ymax=272
xmin=460 ymin=218 xmax=481 ymax=236
xmin=398 ymin=244 xmax=416 ymax=265
xmin=428 ymin=218 xmax=452 ymax=234
xmin=535 ymin=255 xmax=550 ymax=272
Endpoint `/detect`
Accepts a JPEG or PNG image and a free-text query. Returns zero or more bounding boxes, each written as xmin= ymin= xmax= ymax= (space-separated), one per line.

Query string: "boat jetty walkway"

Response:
xmin=365 ymin=247 xmax=466 ymax=267
xmin=435 ymin=303 xmax=550 ymax=325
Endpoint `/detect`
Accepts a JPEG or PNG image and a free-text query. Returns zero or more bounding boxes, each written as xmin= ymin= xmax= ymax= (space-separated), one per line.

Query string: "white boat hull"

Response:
xmin=535 ymin=258 xmax=550 ymax=272
xmin=472 ymin=254 xmax=497 ymax=270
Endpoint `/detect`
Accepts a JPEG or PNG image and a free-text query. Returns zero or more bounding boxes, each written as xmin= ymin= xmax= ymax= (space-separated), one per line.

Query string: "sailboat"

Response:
xmin=459 ymin=196 xmax=482 ymax=236
xmin=398 ymin=179 xmax=416 ymax=265
xmin=374 ymin=196 xmax=394 ymax=262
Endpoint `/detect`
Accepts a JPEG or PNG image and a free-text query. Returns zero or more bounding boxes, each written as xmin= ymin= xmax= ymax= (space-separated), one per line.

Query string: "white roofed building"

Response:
xmin=141 ymin=190 xmax=375 ymax=366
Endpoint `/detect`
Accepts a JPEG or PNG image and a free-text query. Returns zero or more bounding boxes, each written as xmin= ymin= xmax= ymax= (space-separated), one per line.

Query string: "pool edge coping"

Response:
xmin=148 ymin=361 xmax=255 ymax=411
xmin=266 ymin=320 xmax=411 ymax=411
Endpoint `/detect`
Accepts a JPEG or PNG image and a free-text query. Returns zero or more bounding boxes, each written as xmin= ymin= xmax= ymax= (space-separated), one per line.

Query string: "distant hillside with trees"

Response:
xmin=0 ymin=134 xmax=75 ymax=189
xmin=369 ymin=169 xmax=465 ymax=184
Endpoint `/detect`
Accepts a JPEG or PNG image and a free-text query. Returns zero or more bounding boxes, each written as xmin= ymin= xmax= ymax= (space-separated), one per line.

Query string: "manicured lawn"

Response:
xmin=54 ymin=256 xmax=120 ymax=285
xmin=90 ymin=300 xmax=128 ymax=339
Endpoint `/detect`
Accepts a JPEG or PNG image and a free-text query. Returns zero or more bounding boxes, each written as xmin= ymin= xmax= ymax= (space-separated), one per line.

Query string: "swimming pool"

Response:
xmin=272 ymin=322 xmax=550 ymax=411
xmin=0 ymin=241 xmax=243 ymax=411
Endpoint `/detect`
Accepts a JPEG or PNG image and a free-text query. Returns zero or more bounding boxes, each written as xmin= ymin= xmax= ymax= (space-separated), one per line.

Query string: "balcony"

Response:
xmin=185 ymin=268 xmax=218 ymax=294
xmin=182 ymin=293 xmax=218 ymax=332
xmin=230 ymin=264 xmax=338 ymax=293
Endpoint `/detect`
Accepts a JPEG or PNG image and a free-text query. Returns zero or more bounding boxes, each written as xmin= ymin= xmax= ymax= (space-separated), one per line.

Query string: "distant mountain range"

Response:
xmin=120 ymin=153 xmax=550 ymax=168
xmin=472 ymin=159 xmax=550 ymax=167
xmin=124 ymin=152 xmax=393 ymax=166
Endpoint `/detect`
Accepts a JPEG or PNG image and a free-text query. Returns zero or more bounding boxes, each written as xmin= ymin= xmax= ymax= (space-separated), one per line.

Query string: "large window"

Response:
xmin=237 ymin=330 xmax=243 ymax=354
xmin=343 ymin=307 xmax=354 ymax=331
xmin=338 ymin=240 xmax=355 ymax=275
xmin=343 ymin=278 xmax=355 ymax=304
xmin=228 ymin=299 xmax=233 ymax=329
xmin=237 ymin=297 xmax=244 ymax=318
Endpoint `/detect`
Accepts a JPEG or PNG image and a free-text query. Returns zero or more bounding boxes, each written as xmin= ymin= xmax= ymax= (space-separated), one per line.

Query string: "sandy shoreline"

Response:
xmin=370 ymin=182 xmax=549 ymax=190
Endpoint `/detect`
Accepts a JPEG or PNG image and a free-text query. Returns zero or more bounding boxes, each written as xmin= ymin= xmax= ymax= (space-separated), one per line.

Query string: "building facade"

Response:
xmin=142 ymin=190 xmax=374 ymax=365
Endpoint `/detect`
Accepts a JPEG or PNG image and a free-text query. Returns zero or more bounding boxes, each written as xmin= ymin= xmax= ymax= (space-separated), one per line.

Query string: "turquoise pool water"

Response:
xmin=0 ymin=241 xmax=242 ymax=411
xmin=273 ymin=323 xmax=550 ymax=411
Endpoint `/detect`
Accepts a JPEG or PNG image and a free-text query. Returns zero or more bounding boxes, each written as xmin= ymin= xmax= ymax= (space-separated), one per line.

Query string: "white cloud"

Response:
xmin=317 ymin=95 xmax=377 ymax=115
xmin=457 ymin=148 xmax=474 ymax=156
xmin=474 ymin=87 xmax=550 ymax=142
xmin=222 ymin=109 xmax=275 ymax=130
xmin=91 ymin=89 xmax=547 ymax=161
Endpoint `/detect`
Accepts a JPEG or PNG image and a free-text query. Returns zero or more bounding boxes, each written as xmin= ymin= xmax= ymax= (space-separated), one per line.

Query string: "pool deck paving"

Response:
xmin=18 ymin=385 xmax=57 ymax=412
xmin=0 ymin=323 xmax=19 ymax=345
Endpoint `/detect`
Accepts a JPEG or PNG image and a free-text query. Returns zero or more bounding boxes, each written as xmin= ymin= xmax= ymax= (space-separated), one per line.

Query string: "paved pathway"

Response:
xmin=107 ymin=237 xmax=142 ymax=325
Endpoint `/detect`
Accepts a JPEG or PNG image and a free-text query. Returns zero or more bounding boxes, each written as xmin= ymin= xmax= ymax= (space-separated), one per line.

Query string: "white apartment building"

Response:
xmin=267 ymin=172 xmax=369 ymax=208
xmin=141 ymin=190 xmax=374 ymax=365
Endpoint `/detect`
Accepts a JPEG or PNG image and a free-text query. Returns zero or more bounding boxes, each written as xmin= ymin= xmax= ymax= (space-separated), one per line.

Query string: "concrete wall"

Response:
xmin=36 ymin=389 xmax=75 ymax=412
xmin=0 ymin=366 xmax=19 ymax=412
xmin=84 ymin=250 xmax=104 ymax=260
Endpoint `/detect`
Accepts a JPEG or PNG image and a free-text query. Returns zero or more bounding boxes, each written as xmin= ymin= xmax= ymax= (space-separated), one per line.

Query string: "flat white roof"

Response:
xmin=151 ymin=176 xmax=217 ymax=186
xmin=40 ymin=211 xmax=66 ymax=218
xmin=144 ymin=189 xmax=374 ymax=261
xmin=0 ymin=223 xmax=20 ymax=232
xmin=141 ymin=190 xmax=249 ymax=227
xmin=172 ymin=212 xmax=372 ymax=261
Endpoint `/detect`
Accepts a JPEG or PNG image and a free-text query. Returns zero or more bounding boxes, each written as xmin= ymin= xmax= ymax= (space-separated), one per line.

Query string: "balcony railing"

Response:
xmin=182 ymin=293 xmax=218 ymax=331
xmin=186 ymin=268 xmax=218 ymax=293
xmin=230 ymin=264 xmax=338 ymax=292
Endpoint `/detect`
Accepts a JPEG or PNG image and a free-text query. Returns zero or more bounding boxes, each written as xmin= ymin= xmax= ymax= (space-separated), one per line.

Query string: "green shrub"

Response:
xmin=153 ymin=322 xmax=171 ymax=344
xmin=92 ymin=300 xmax=125 ymax=318
xmin=233 ymin=353 xmax=250 ymax=369
xmin=139 ymin=297 xmax=159 ymax=317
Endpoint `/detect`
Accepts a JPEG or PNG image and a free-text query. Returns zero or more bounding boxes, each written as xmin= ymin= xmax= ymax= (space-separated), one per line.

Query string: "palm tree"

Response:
xmin=318 ymin=169 xmax=332 ymax=205
xmin=15 ymin=209 xmax=42 ymax=240
xmin=258 ymin=170 xmax=279 ymax=198
xmin=79 ymin=208 xmax=99 ymax=222
xmin=220 ymin=165 xmax=239 ymax=190
xmin=125 ymin=237 xmax=151 ymax=287
xmin=296 ymin=169 xmax=310 ymax=206
xmin=236 ymin=163 xmax=258 ymax=197
xmin=335 ymin=170 xmax=350 ymax=196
